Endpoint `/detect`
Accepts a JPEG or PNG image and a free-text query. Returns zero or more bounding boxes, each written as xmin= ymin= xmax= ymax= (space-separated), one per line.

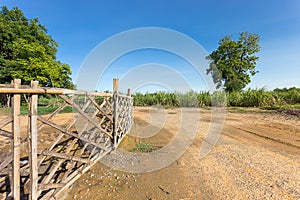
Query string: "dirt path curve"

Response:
xmin=65 ymin=107 xmax=300 ymax=200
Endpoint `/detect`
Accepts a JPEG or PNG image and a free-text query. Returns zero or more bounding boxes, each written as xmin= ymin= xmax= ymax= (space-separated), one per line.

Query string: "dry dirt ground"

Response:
xmin=62 ymin=107 xmax=300 ymax=200
xmin=0 ymin=107 xmax=299 ymax=199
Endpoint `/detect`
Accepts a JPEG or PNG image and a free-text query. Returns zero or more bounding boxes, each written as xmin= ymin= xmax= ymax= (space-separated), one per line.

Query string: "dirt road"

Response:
xmin=64 ymin=107 xmax=300 ymax=199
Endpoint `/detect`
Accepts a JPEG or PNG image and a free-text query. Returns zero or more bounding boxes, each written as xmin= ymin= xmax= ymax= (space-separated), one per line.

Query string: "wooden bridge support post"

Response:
xmin=29 ymin=81 xmax=38 ymax=200
xmin=12 ymin=79 xmax=21 ymax=200
xmin=113 ymin=78 xmax=119 ymax=148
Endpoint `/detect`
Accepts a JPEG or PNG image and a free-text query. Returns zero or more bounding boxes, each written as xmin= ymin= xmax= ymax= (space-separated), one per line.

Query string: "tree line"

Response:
xmin=0 ymin=6 xmax=74 ymax=88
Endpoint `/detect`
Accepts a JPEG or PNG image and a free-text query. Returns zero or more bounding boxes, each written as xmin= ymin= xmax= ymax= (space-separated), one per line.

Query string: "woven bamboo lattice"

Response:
xmin=0 ymin=79 xmax=133 ymax=200
xmin=113 ymin=94 xmax=133 ymax=146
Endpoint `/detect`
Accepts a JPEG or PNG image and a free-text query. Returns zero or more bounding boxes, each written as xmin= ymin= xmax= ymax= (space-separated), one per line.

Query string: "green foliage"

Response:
xmin=38 ymin=95 xmax=64 ymax=106
xmin=38 ymin=105 xmax=73 ymax=115
xmin=273 ymin=87 xmax=300 ymax=104
xmin=1 ymin=104 xmax=73 ymax=116
xmin=197 ymin=91 xmax=211 ymax=107
xmin=131 ymin=87 xmax=300 ymax=108
xmin=227 ymin=91 xmax=242 ymax=107
xmin=0 ymin=6 xmax=74 ymax=88
xmin=228 ymin=107 xmax=271 ymax=113
xmin=206 ymin=32 xmax=260 ymax=92
xmin=131 ymin=142 xmax=156 ymax=153
xmin=133 ymin=92 xmax=179 ymax=108
xmin=178 ymin=90 xmax=198 ymax=107
xmin=240 ymin=88 xmax=274 ymax=107
xmin=211 ymin=91 xmax=227 ymax=106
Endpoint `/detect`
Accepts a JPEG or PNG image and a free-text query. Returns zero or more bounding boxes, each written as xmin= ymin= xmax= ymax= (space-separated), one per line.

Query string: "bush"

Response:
xmin=131 ymin=87 xmax=300 ymax=108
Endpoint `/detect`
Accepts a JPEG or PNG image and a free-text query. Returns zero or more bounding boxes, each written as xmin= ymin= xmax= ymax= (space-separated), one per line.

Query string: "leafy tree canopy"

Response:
xmin=206 ymin=32 xmax=260 ymax=92
xmin=0 ymin=6 xmax=74 ymax=88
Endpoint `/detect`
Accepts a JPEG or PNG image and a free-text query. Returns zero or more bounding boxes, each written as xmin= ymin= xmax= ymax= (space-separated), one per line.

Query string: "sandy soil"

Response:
xmin=61 ymin=107 xmax=300 ymax=200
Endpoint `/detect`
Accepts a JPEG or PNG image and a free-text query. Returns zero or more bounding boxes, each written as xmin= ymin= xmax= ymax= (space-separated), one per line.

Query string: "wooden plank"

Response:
xmin=29 ymin=81 xmax=38 ymax=200
xmin=0 ymin=116 xmax=12 ymax=129
xmin=0 ymin=155 xmax=13 ymax=172
xmin=117 ymin=93 xmax=132 ymax=98
xmin=37 ymin=149 xmax=90 ymax=163
xmin=38 ymin=183 xmax=64 ymax=191
xmin=0 ymin=129 xmax=12 ymax=138
xmin=0 ymin=87 xmax=112 ymax=96
xmin=113 ymin=78 xmax=119 ymax=148
xmin=127 ymin=88 xmax=131 ymax=96
xmin=12 ymin=79 xmax=21 ymax=200
xmin=0 ymin=84 xmax=30 ymax=88
xmin=113 ymin=78 xmax=119 ymax=93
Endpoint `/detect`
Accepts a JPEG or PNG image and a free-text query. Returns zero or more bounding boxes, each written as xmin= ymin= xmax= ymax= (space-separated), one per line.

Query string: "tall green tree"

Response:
xmin=206 ymin=32 xmax=260 ymax=92
xmin=0 ymin=6 xmax=74 ymax=88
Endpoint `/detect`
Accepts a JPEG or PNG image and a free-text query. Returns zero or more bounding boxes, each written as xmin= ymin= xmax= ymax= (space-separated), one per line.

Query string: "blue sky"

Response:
xmin=1 ymin=0 xmax=300 ymax=92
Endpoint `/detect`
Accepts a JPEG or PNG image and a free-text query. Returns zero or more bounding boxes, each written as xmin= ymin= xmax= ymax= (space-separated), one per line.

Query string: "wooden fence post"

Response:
xmin=127 ymin=88 xmax=131 ymax=97
xmin=113 ymin=78 xmax=119 ymax=148
xmin=29 ymin=81 xmax=38 ymax=200
xmin=12 ymin=79 xmax=21 ymax=200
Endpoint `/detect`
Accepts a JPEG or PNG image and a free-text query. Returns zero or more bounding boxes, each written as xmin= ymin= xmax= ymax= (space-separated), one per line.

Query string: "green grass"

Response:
xmin=130 ymin=142 xmax=156 ymax=153
xmin=0 ymin=106 xmax=11 ymax=115
xmin=228 ymin=107 xmax=271 ymax=114
xmin=1 ymin=105 xmax=74 ymax=116
xmin=262 ymin=104 xmax=300 ymax=110
xmin=38 ymin=105 xmax=74 ymax=115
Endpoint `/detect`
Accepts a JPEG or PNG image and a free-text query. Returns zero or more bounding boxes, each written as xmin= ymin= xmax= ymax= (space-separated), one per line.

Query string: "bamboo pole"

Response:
xmin=38 ymin=183 xmax=64 ymax=191
xmin=0 ymin=87 xmax=112 ymax=96
xmin=0 ymin=155 xmax=13 ymax=172
xmin=1 ymin=78 xmax=134 ymax=199
xmin=87 ymin=95 xmax=113 ymax=122
xmin=59 ymin=95 xmax=112 ymax=138
xmin=29 ymin=81 xmax=38 ymax=200
xmin=117 ymin=93 xmax=131 ymax=98
xmin=127 ymin=88 xmax=131 ymax=97
xmin=37 ymin=150 xmax=90 ymax=164
xmin=51 ymin=149 xmax=112 ymax=200
xmin=0 ymin=116 xmax=13 ymax=129
xmin=12 ymin=79 xmax=21 ymax=200
xmin=37 ymin=116 xmax=109 ymax=151
xmin=113 ymin=78 xmax=119 ymax=148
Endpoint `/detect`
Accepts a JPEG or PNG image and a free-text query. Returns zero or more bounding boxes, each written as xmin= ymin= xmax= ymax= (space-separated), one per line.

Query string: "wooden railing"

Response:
xmin=0 ymin=79 xmax=133 ymax=200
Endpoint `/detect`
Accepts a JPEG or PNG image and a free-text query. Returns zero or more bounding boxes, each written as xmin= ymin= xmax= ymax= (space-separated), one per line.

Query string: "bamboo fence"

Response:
xmin=0 ymin=79 xmax=133 ymax=200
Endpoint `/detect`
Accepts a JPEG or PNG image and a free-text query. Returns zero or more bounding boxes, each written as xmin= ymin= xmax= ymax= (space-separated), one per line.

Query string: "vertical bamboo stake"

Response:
xmin=127 ymin=88 xmax=133 ymax=128
xmin=12 ymin=79 xmax=21 ymax=200
xmin=113 ymin=78 xmax=119 ymax=148
xmin=29 ymin=81 xmax=38 ymax=200
xmin=127 ymin=88 xmax=131 ymax=97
